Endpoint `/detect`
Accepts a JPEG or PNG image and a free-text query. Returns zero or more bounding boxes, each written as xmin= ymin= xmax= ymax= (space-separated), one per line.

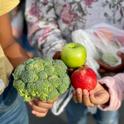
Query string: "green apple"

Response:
xmin=61 ymin=43 xmax=87 ymax=68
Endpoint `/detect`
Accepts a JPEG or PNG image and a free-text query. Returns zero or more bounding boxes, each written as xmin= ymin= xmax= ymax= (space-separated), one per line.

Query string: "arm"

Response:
xmin=98 ymin=73 xmax=124 ymax=111
xmin=0 ymin=13 xmax=31 ymax=67
xmin=25 ymin=0 xmax=65 ymax=57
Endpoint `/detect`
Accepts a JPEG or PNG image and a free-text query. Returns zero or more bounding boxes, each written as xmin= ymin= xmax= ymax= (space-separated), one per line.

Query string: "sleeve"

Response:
xmin=98 ymin=73 xmax=124 ymax=111
xmin=25 ymin=0 xmax=66 ymax=57
xmin=0 ymin=0 xmax=19 ymax=16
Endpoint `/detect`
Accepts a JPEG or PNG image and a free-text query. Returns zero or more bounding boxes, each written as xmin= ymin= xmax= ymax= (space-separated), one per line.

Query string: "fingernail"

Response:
xmin=28 ymin=101 xmax=33 ymax=106
xmin=32 ymin=111 xmax=36 ymax=115
xmin=83 ymin=89 xmax=88 ymax=94
xmin=89 ymin=91 xmax=93 ymax=95
xmin=77 ymin=89 xmax=81 ymax=95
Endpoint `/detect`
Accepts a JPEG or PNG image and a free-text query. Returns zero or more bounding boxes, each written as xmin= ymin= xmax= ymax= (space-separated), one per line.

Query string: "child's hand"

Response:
xmin=29 ymin=99 xmax=53 ymax=117
xmin=73 ymin=83 xmax=110 ymax=107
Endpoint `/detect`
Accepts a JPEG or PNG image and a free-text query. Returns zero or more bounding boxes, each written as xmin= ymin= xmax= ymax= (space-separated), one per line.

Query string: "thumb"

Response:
xmin=90 ymin=89 xmax=110 ymax=105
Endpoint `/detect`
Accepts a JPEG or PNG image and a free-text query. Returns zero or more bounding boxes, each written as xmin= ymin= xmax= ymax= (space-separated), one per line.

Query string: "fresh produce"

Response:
xmin=71 ymin=67 xmax=97 ymax=91
xmin=61 ymin=43 xmax=87 ymax=68
xmin=13 ymin=57 xmax=70 ymax=102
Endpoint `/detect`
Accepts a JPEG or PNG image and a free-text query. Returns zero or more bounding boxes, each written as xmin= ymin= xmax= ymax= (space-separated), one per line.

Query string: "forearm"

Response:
xmin=4 ymin=40 xmax=31 ymax=67
xmin=0 ymin=13 xmax=32 ymax=67
xmin=98 ymin=73 xmax=124 ymax=111
xmin=26 ymin=0 xmax=65 ymax=57
xmin=30 ymin=29 xmax=65 ymax=57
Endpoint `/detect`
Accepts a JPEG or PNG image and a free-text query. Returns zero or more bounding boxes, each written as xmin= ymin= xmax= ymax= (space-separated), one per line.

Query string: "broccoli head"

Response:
xmin=13 ymin=57 xmax=70 ymax=102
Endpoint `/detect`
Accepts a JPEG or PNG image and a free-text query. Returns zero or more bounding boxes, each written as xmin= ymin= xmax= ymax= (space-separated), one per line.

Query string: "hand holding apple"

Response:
xmin=73 ymin=83 xmax=110 ymax=107
xmin=61 ymin=43 xmax=107 ymax=108
xmin=71 ymin=67 xmax=110 ymax=107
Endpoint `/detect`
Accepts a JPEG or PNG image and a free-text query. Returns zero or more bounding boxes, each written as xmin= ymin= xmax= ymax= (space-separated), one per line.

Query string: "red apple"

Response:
xmin=71 ymin=67 xmax=97 ymax=91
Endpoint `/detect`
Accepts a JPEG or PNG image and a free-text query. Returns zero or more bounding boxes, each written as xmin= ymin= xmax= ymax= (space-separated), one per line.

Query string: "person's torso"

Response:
xmin=27 ymin=0 xmax=124 ymax=41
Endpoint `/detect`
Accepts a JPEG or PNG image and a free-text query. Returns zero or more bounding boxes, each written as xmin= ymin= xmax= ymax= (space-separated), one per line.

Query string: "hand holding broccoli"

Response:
xmin=29 ymin=99 xmax=54 ymax=117
xmin=13 ymin=57 xmax=70 ymax=117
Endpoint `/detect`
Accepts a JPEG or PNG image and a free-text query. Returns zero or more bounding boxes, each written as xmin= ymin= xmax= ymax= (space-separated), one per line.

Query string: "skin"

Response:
xmin=29 ymin=100 xmax=54 ymax=117
xmin=73 ymin=83 xmax=110 ymax=107
xmin=0 ymin=13 xmax=53 ymax=117
xmin=0 ymin=14 xmax=30 ymax=67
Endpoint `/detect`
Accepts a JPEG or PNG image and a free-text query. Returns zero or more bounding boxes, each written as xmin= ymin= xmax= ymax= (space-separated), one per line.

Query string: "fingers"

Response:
xmin=90 ymin=89 xmax=110 ymax=105
xmin=32 ymin=110 xmax=48 ymax=117
xmin=73 ymin=91 xmax=78 ymax=103
xmin=76 ymin=88 xmax=83 ymax=103
xmin=82 ymin=90 xmax=94 ymax=107
xmin=73 ymin=88 xmax=83 ymax=103
xmin=73 ymin=89 xmax=94 ymax=107
xmin=29 ymin=100 xmax=53 ymax=117
xmin=73 ymin=83 xmax=110 ymax=107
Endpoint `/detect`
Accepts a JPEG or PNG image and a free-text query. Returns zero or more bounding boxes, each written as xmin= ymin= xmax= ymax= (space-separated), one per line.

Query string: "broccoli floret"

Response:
xmin=13 ymin=57 xmax=70 ymax=102
xmin=13 ymin=80 xmax=31 ymax=101
xmin=57 ymin=75 xmax=70 ymax=94
xmin=38 ymin=71 xmax=48 ymax=80
xmin=13 ymin=80 xmax=25 ymax=91
xmin=43 ymin=58 xmax=53 ymax=66
xmin=13 ymin=64 xmax=25 ymax=80
xmin=35 ymin=80 xmax=54 ymax=101
xmin=27 ymin=82 xmax=38 ymax=98
xmin=25 ymin=58 xmax=44 ymax=73
xmin=53 ymin=60 xmax=67 ymax=72
xmin=21 ymin=71 xmax=39 ymax=83
xmin=47 ymin=89 xmax=59 ymax=101
xmin=48 ymin=76 xmax=61 ymax=88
